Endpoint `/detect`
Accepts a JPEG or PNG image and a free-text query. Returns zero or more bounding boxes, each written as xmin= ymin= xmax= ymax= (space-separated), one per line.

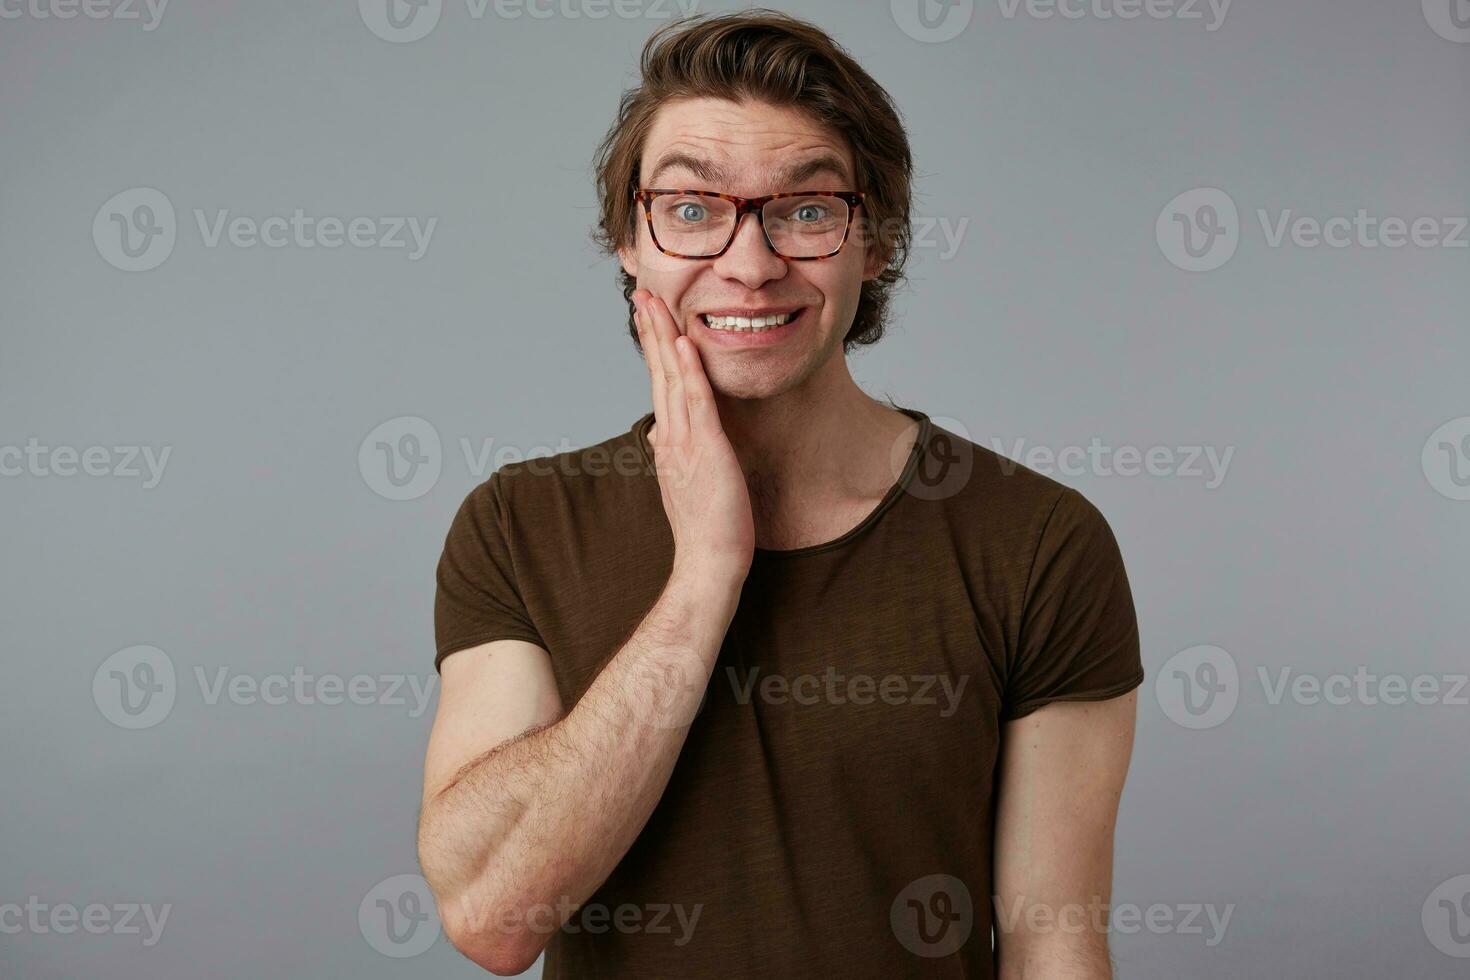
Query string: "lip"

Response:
xmin=699 ymin=307 xmax=803 ymax=319
xmin=692 ymin=307 xmax=809 ymax=348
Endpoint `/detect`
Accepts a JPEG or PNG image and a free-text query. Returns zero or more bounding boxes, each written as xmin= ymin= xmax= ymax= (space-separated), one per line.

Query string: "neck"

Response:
xmin=713 ymin=354 xmax=916 ymax=505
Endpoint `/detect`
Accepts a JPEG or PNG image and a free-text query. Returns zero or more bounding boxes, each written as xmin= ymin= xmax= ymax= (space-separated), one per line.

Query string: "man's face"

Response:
xmin=618 ymin=97 xmax=883 ymax=401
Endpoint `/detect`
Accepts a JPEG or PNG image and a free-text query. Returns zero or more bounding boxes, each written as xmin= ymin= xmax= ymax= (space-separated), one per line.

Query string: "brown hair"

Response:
xmin=590 ymin=9 xmax=914 ymax=353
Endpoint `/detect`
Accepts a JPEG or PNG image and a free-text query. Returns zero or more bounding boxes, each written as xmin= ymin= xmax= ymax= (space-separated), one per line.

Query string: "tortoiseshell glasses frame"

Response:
xmin=633 ymin=188 xmax=866 ymax=260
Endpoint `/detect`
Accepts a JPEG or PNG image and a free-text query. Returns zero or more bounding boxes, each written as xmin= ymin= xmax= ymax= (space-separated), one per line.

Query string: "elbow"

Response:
xmin=418 ymin=808 xmax=556 ymax=974
xmin=452 ymin=931 xmax=545 ymax=977
xmin=431 ymin=879 xmax=553 ymax=977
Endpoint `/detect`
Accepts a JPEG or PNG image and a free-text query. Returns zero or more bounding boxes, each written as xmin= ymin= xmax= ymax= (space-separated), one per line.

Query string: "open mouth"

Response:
xmin=698 ymin=308 xmax=805 ymax=333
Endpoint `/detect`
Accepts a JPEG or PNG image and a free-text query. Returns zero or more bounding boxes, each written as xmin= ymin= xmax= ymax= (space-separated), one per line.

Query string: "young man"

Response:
xmin=418 ymin=12 xmax=1143 ymax=978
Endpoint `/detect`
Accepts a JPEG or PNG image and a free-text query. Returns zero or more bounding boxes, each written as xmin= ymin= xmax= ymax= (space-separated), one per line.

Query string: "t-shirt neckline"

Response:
xmin=631 ymin=406 xmax=931 ymax=560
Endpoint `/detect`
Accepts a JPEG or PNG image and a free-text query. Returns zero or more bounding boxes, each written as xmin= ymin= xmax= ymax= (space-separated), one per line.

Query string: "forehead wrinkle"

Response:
xmin=646 ymin=151 xmax=732 ymax=188
xmin=647 ymin=148 xmax=852 ymax=191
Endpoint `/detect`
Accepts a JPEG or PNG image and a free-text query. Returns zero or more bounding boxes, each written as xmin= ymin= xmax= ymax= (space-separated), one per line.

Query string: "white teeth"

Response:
xmin=702 ymin=311 xmax=797 ymax=331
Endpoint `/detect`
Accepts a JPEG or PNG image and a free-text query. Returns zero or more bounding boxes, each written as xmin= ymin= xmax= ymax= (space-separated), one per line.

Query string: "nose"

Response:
xmin=711 ymin=210 xmax=788 ymax=290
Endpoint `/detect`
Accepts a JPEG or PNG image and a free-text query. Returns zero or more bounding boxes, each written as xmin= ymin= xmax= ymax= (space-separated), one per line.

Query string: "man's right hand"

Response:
xmin=421 ymin=295 xmax=754 ymax=974
xmin=634 ymin=288 xmax=755 ymax=582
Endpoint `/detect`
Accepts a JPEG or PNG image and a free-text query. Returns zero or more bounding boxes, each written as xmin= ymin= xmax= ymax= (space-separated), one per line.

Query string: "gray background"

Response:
xmin=2 ymin=0 xmax=1467 ymax=976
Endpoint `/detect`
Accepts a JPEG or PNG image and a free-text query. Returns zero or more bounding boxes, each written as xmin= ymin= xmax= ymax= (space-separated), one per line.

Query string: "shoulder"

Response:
xmin=477 ymin=421 xmax=653 ymax=506
xmin=918 ymin=416 xmax=1073 ymax=523
xmin=914 ymin=415 xmax=1124 ymax=565
xmin=446 ymin=421 xmax=657 ymax=556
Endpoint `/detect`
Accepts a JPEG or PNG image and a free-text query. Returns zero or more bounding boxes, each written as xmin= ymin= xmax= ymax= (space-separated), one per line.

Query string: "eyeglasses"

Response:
xmin=633 ymin=188 xmax=865 ymax=260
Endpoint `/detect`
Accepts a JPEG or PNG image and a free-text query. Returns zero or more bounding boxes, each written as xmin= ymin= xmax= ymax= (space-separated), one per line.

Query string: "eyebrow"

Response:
xmin=645 ymin=152 xmax=852 ymax=190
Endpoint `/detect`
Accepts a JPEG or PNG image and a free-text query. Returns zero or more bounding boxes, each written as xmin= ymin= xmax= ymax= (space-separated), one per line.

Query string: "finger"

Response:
xmin=635 ymin=294 xmax=669 ymax=445
xmin=675 ymin=335 xmax=720 ymax=435
xmin=648 ymin=294 xmax=689 ymax=446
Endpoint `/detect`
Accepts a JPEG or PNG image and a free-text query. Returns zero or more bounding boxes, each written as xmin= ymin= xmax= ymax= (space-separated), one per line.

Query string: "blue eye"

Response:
xmin=794 ymin=204 xmax=829 ymax=223
xmin=675 ymin=202 xmax=708 ymax=223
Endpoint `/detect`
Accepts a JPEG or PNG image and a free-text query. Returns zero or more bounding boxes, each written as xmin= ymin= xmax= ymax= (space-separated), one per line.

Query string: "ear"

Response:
xmin=860 ymin=240 xmax=889 ymax=282
xmin=618 ymin=242 xmax=640 ymax=279
xmin=855 ymin=210 xmax=891 ymax=282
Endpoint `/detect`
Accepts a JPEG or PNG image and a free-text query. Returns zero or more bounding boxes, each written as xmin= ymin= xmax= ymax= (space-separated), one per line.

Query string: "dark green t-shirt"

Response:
xmin=433 ymin=406 xmax=1144 ymax=978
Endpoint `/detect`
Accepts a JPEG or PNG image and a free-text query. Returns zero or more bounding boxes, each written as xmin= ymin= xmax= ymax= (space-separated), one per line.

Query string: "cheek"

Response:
xmin=635 ymin=229 xmax=697 ymax=278
xmin=811 ymin=258 xmax=865 ymax=313
xmin=640 ymin=251 xmax=694 ymax=277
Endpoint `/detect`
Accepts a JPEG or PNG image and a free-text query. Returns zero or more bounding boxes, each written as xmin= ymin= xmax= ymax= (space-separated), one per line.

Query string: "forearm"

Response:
xmin=419 ymin=562 xmax=742 ymax=964
xmin=993 ymin=876 xmax=1116 ymax=978
xmin=996 ymin=929 xmax=1113 ymax=980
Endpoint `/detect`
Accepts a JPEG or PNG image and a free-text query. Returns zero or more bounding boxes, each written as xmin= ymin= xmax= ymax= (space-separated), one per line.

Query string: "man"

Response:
xmin=418 ymin=11 xmax=1143 ymax=978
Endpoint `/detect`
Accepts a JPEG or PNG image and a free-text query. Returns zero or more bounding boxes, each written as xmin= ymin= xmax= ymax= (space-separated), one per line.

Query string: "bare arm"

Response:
xmin=419 ymin=564 xmax=741 ymax=974
xmin=418 ymin=290 xmax=754 ymax=975
xmin=993 ymin=691 xmax=1138 ymax=980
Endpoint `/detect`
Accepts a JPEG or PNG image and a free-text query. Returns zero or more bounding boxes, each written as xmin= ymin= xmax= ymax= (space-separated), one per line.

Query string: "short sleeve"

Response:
xmin=433 ymin=470 xmax=547 ymax=671
xmin=1002 ymin=487 xmax=1144 ymax=720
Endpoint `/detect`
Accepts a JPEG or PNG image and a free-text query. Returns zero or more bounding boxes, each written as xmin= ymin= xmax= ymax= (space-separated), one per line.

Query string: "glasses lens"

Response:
xmin=763 ymin=195 xmax=850 ymax=258
xmin=649 ymin=194 xmax=737 ymax=257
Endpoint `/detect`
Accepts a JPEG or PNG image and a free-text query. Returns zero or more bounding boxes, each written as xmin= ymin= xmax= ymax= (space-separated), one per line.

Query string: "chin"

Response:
xmin=704 ymin=352 xmax=822 ymax=402
xmin=704 ymin=370 xmax=786 ymax=401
